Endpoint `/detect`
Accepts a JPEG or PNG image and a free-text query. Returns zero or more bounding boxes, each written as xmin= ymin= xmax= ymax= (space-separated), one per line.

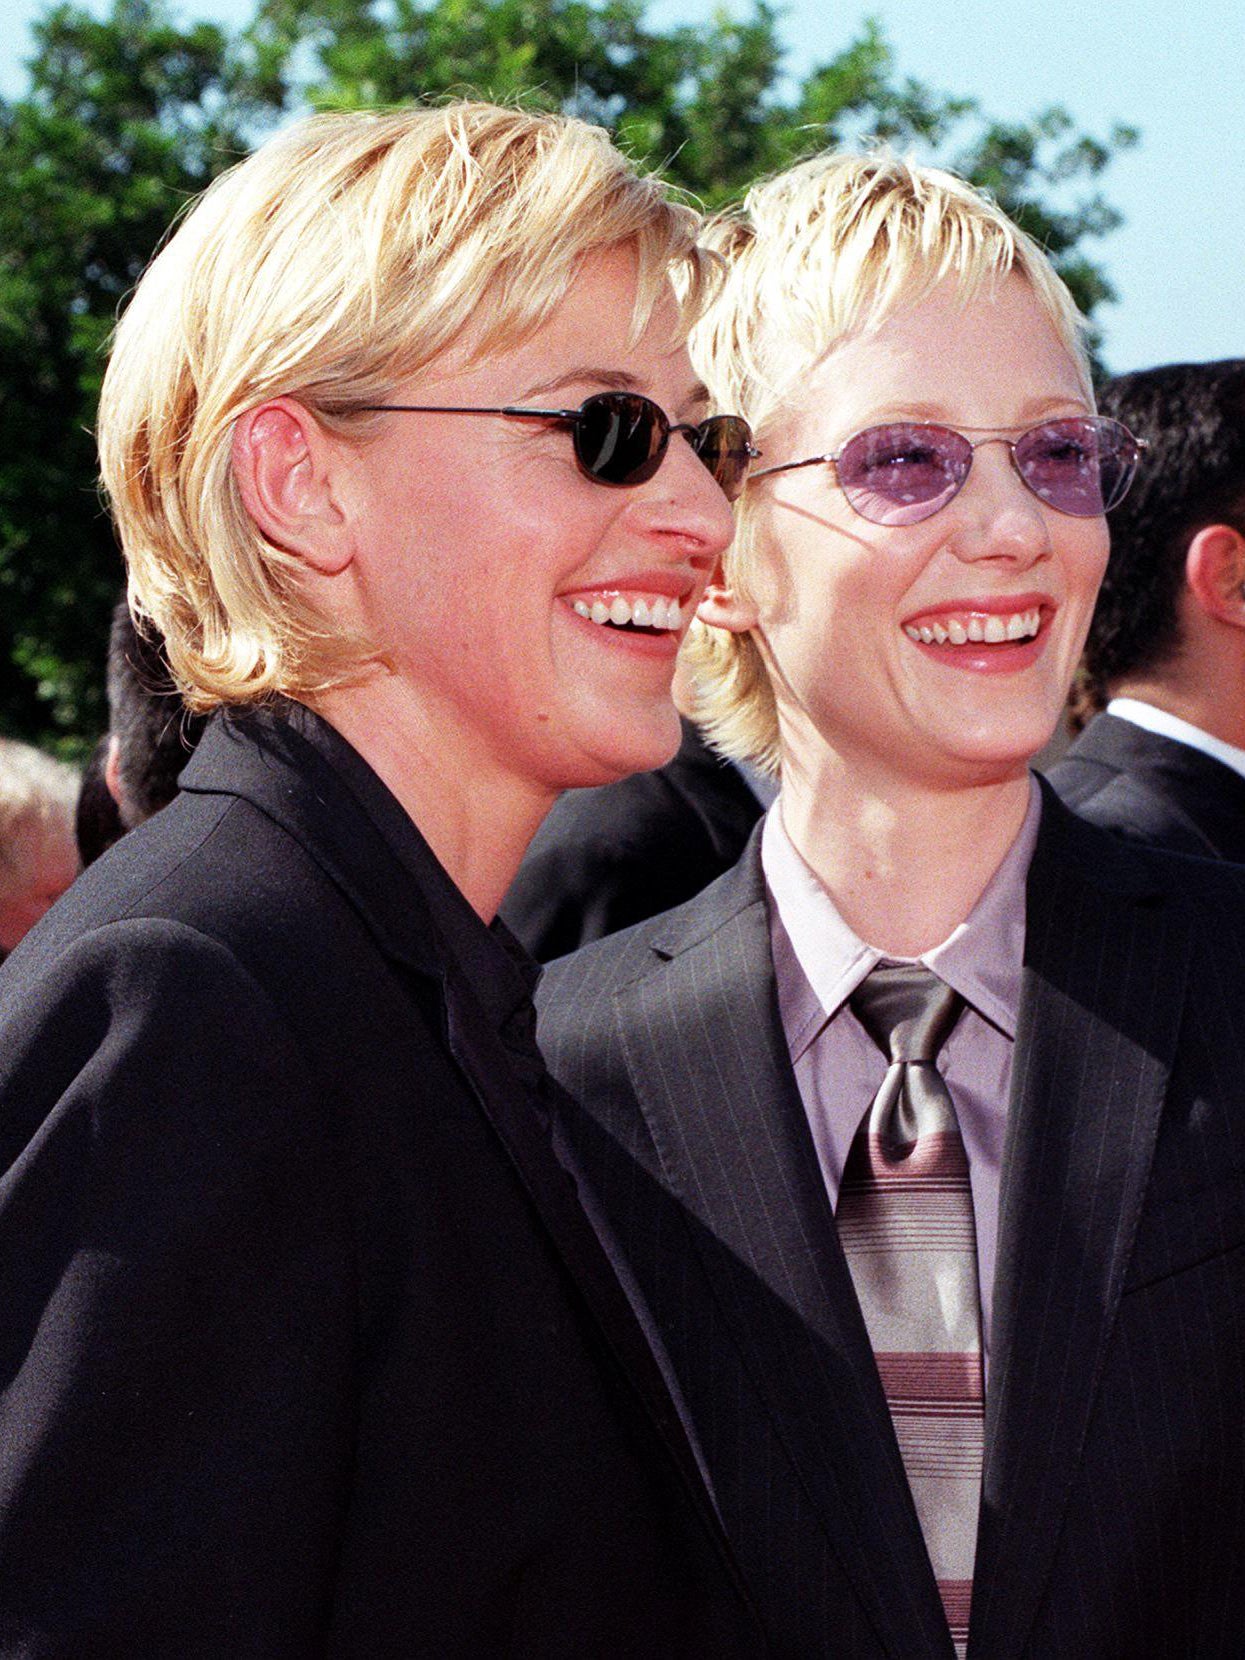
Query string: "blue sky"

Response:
xmin=4 ymin=0 xmax=1242 ymax=375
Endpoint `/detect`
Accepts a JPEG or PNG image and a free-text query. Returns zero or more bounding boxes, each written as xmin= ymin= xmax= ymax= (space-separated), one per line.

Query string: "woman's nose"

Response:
xmin=944 ymin=440 xmax=1054 ymax=567
xmin=635 ymin=431 xmax=738 ymax=562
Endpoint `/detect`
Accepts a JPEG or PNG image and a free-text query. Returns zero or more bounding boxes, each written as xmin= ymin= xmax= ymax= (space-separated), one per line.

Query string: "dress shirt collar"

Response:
xmin=1106 ymin=697 xmax=1245 ymax=784
xmin=762 ymin=775 xmax=1041 ymax=1063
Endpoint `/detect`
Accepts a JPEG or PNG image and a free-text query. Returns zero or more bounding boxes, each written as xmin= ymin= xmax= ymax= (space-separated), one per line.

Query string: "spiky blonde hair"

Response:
xmin=685 ymin=150 xmax=1091 ymax=775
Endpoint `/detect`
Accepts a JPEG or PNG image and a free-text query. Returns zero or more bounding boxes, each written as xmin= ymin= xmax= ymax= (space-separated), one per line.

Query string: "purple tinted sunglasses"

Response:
xmin=750 ymin=416 xmax=1146 ymax=525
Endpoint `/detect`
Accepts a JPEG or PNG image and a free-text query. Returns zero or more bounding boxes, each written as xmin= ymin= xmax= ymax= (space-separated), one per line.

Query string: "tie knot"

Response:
xmin=849 ymin=963 xmax=963 ymax=1065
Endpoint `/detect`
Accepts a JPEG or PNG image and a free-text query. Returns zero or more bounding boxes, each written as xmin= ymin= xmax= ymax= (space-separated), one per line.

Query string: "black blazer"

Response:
xmin=501 ymin=719 xmax=763 ymax=959
xmin=537 ymin=783 xmax=1245 ymax=1659
xmin=0 ymin=709 xmax=763 ymax=1658
xmin=1045 ymin=710 xmax=1245 ymax=860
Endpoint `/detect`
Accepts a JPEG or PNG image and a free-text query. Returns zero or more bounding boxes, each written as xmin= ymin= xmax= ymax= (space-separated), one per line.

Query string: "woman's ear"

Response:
xmin=231 ymin=398 xmax=353 ymax=575
xmin=1185 ymin=523 xmax=1245 ymax=630
xmin=697 ymin=561 xmax=761 ymax=633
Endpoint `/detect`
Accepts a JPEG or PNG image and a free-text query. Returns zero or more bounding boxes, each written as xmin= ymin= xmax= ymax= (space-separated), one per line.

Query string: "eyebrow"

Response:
xmin=865 ymin=396 xmax=1093 ymax=430
xmin=518 ymin=367 xmax=712 ymax=415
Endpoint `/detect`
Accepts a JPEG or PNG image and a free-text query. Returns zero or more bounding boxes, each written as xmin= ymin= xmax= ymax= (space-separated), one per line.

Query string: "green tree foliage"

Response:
xmin=0 ymin=0 xmax=1136 ymax=746
xmin=0 ymin=0 xmax=285 ymax=745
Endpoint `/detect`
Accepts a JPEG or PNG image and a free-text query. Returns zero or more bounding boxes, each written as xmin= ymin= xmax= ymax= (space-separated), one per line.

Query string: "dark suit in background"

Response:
xmin=536 ymin=784 xmax=1245 ymax=1659
xmin=1045 ymin=709 xmax=1245 ymax=859
xmin=1052 ymin=360 xmax=1245 ymax=859
xmin=0 ymin=707 xmax=762 ymax=1658
xmin=501 ymin=719 xmax=763 ymax=960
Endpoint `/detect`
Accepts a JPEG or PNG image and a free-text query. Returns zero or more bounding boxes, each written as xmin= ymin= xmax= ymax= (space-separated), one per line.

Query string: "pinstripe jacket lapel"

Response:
xmin=968 ymin=782 xmax=1192 ymax=1659
xmin=608 ymin=837 xmax=955 ymax=1660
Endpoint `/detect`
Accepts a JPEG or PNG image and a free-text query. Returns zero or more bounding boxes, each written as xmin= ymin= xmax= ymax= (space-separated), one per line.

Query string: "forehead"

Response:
xmin=779 ymin=275 xmax=1088 ymax=441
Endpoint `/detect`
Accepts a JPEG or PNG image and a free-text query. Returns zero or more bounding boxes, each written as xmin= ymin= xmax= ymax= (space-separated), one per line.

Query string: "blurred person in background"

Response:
xmin=103 ymin=595 xmax=207 ymax=832
xmin=76 ymin=597 xmax=207 ymax=867
xmin=0 ymin=737 xmax=79 ymax=961
xmin=0 ymin=102 xmax=765 ymax=1657
xmin=73 ymin=737 xmax=124 ymax=867
xmin=1047 ymin=358 xmax=1245 ymax=856
xmin=538 ymin=152 xmax=1245 ymax=1660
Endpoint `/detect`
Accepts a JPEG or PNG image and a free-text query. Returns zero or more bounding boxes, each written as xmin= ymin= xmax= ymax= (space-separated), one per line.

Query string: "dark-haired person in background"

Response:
xmin=73 ymin=739 xmax=124 ymax=869
xmin=1046 ymin=359 xmax=1245 ymax=857
xmin=103 ymin=596 xmax=207 ymax=832
xmin=77 ymin=598 xmax=208 ymax=867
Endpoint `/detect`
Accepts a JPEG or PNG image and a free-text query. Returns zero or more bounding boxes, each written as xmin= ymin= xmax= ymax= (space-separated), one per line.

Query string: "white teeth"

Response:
xmin=904 ymin=607 xmax=1042 ymax=647
xmin=573 ymin=594 xmax=684 ymax=633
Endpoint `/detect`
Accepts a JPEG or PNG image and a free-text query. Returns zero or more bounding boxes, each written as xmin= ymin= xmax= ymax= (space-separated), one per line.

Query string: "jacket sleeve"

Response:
xmin=0 ymin=919 xmax=354 ymax=1658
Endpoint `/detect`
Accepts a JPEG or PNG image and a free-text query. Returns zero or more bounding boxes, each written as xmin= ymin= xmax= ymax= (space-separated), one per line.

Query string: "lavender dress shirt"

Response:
xmin=762 ymin=776 xmax=1042 ymax=1368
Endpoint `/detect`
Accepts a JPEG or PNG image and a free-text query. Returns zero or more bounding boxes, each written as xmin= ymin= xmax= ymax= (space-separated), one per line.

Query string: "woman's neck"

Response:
xmin=778 ymin=754 xmax=1033 ymax=958
xmin=308 ymin=683 xmax=554 ymax=923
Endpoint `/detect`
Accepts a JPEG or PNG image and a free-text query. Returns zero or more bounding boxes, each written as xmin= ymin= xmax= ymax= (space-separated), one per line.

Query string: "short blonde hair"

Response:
xmin=98 ymin=102 xmax=712 ymax=711
xmin=685 ymin=150 xmax=1093 ymax=774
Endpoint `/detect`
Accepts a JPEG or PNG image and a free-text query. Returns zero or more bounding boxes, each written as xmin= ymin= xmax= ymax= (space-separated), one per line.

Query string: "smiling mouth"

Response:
xmin=571 ymin=593 xmax=685 ymax=635
xmin=903 ymin=606 xmax=1042 ymax=647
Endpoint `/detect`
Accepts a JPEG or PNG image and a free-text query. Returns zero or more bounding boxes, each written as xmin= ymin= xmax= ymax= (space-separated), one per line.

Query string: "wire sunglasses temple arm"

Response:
xmin=353 ymin=404 xmax=580 ymax=421
xmin=749 ymin=454 xmax=831 ymax=480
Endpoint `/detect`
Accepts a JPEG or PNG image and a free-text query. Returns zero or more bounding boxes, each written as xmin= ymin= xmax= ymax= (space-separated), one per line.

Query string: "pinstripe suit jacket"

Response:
xmin=536 ymin=780 xmax=1245 ymax=1660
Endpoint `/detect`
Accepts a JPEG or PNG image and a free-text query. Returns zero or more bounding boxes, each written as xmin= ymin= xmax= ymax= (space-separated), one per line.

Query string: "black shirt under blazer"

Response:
xmin=1045 ymin=710 xmax=1245 ymax=860
xmin=0 ymin=708 xmax=764 ymax=1658
xmin=536 ymin=781 xmax=1245 ymax=1659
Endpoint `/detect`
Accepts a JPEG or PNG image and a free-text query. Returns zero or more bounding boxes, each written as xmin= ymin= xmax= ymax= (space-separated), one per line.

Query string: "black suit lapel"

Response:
xmin=969 ymin=786 xmax=1192 ymax=1660
xmin=613 ymin=844 xmax=954 ymax=1660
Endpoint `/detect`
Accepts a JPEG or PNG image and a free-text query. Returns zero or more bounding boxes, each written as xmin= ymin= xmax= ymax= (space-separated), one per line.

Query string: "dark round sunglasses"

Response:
xmin=355 ymin=390 xmax=758 ymax=501
xmin=749 ymin=416 xmax=1146 ymax=525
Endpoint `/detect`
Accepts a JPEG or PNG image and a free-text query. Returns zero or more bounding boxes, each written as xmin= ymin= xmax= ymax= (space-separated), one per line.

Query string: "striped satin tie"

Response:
xmin=836 ymin=964 xmax=983 ymax=1659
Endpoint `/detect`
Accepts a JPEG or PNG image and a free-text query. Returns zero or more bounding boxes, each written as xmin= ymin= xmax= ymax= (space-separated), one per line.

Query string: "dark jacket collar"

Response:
xmin=178 ymin=703 xmax=536 ymax=1021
